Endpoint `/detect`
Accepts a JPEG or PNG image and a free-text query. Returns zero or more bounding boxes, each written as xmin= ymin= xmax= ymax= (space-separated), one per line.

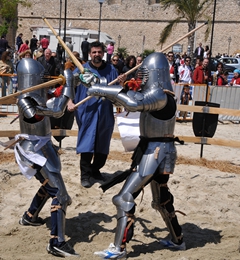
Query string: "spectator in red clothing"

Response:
xmin=230 ymin=69 xmax=240 ymax=86
xmin=40 ymin=35 xmax=49 ymax=52
xmin=212 ymin=62 xmax=223 ymax=85
xmin=192 ymin=58 xmax=210 ymax=84
xmin=216 ymin=71 xmax=228 ymax=86
xmin=18 ymin=40 xmax=30 ymax=54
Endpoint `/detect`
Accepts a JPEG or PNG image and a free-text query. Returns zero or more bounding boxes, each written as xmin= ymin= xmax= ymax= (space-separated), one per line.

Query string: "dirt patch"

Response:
xmin=0 ymin=151 xmax=15 ymax=163
xmin=1 ymin=150 xmax=240 ymax=174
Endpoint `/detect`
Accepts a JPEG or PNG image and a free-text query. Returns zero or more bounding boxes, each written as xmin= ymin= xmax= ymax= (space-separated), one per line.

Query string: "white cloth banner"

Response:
xmin=14 ymin=134 xmax=50 ymax=179
xmin=116 ymin=112 xmax=140 ymax=152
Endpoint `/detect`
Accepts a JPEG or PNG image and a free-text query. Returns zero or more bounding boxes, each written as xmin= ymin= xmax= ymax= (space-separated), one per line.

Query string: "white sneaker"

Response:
xmin=159 ymin=239 xmax=186 ymax=250
xmin=94 ymin=243 xmax=127 ymax=259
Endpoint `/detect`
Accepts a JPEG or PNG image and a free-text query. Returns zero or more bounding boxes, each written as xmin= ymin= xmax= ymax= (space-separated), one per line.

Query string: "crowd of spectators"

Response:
xmin=108 ymin=44 xmax=238 ymax=88
xmin=162 ymin=48 xmax=239 ymax=87
xmin=1 ymin=34 xmax=240 ymax=101
xmin=0 ymin=33 xmax=61 ymax=98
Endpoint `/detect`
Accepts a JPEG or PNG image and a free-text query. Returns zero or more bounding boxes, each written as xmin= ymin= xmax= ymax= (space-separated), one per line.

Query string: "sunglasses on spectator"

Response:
xmin=168 ymin=55 xmax=173 ymax=57
xmin=112 ymin=59 xmax=119 ymax=61
xmin=185 ymin=60 xmax=190 ymax=62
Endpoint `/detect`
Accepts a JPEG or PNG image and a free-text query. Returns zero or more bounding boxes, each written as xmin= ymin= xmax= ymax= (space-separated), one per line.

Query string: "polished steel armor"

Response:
xmin=89 ymin=52 xmax=183 ymax=253
xmin=16 ymin=58 xmax=74 ymax=244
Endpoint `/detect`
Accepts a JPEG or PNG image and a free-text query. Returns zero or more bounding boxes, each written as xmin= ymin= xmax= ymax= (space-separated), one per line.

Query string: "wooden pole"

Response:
xmin=177 ymin=104 xmax=240 ymax=117
xmin=1 ymin=129 xmax=240 ymax=148
xmin=0 ymin=73 xmax=59 ymax=80
xmin=0 ymin=73 xmax=17 ymax=77
xmin=0 ymin=77 xmax=65 ymax=104
xmin=42 ymin=17 xmax=85 ymax=74
xmin=73 ymin=21 xmax=208 ymax=108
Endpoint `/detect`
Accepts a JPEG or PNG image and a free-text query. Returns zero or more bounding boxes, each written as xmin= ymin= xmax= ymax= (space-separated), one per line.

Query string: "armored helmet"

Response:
xmin=17 ymin=58 xmax=45 ymax=96
xmin=136 ymin=52 xmax=173 ymax=92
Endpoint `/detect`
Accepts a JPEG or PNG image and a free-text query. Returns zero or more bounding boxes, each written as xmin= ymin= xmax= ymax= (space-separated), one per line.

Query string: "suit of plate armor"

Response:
xmin=15 ymin=58 xmax=77 ymax=256
xmin=87 ymin=52 xmax=185 ymax=255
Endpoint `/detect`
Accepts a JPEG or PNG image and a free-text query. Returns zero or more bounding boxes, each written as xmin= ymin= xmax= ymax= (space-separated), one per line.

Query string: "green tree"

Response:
xmin=116 ymin=47 xmax=129 ymax=59
xmin=142 ymin=49 xmax=155 ymax=58
xmin=0 ymin=0 xmax=31 ymax=36
xmin=158 ymin=0 xmax=213 ymax=60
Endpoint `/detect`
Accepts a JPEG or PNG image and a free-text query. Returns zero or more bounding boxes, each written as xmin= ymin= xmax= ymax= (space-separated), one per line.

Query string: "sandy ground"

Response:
xmin=1 ymin=114 xmax=240 ymax=260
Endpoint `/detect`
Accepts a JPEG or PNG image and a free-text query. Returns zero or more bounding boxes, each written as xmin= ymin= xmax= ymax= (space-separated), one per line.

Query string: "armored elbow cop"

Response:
xmin=17 ymin=97 xmax=37 ymax=119
xmin=63 ymin=68 xmax=75 ymax=100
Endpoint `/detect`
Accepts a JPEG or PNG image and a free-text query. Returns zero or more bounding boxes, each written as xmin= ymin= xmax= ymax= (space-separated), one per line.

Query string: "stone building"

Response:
xmin=13 ymin=0 xmax=240 ymax=57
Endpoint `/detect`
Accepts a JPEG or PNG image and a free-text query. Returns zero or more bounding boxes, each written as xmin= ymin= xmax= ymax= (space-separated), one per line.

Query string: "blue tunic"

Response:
xmin=74 ymin=62 xmax=118 ymax=154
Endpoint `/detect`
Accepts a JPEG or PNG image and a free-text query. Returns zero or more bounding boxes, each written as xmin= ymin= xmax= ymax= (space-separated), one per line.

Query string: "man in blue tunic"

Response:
xmin=68 ymin=41 xmax=119 ymax=188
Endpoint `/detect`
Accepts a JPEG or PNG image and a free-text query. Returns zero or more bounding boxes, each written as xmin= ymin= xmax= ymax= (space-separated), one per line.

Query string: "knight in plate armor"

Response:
xmin=80 ymin=52 xmax=186 ymax=259
xmin=15 ymin=58 xmax=79 ymax=257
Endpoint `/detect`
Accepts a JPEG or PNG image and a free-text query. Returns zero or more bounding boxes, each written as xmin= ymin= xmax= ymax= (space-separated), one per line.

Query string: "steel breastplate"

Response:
xmin=139 ymin=112 xmax=175 ymax=138
xmin=19 ymin=116 xmax=51 ymax=136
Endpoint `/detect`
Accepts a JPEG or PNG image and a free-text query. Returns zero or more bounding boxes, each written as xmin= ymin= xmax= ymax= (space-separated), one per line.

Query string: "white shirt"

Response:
xmin=198 ymin=47 xmax=201 ymax=55
xmin=178 ymin=64 xmax=193 ymax=83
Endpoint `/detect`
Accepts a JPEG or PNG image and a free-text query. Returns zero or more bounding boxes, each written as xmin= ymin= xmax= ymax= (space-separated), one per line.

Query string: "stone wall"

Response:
xmin=14 ymin=0 xmax=240 ymax=56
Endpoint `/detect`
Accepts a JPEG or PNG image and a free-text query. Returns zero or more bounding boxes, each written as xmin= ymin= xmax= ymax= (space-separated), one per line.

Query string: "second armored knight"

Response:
xmin=80 ymin=52 xmax=186 ymax=259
